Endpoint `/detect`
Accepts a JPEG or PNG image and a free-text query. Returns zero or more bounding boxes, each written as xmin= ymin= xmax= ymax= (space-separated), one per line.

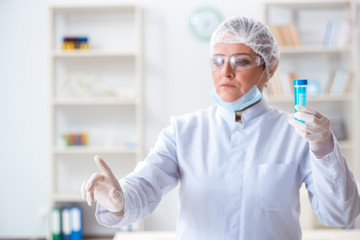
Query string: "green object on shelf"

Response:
xmin=189 ymin=7 xmax=223 ymax=41
xmin=51 ymin=208 xmax=62 ymax=240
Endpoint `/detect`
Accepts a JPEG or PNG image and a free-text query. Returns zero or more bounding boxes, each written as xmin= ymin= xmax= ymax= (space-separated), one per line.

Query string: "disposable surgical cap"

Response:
xmin=210 ymin=16 xmax=280 ymax=78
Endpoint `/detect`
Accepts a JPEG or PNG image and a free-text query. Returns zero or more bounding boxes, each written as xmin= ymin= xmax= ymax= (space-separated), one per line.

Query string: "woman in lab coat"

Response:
xmin=81 ymin=16 xmax=360 ymax=240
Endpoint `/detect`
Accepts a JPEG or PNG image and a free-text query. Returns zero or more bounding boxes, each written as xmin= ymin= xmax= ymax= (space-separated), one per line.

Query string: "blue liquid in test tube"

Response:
xmin=293 ymin=79 xmax=308 ymax=123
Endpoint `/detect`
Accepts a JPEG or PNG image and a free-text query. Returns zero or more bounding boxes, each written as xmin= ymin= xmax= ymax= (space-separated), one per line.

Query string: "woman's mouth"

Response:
xmin=220 ymin=83 xmax=235 ymax=88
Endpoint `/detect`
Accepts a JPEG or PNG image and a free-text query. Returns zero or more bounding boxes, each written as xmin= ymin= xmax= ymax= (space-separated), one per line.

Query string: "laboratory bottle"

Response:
xmin=293 ymin=79 xmax=308 ymax=123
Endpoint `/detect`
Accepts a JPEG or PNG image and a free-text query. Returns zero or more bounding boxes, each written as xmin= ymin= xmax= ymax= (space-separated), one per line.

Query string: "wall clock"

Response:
xmin=189 ymin=7 xmax=223 ymax=41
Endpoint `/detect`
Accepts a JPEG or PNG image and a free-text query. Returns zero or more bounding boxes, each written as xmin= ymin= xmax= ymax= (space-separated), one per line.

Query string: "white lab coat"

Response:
xmin=95 ymin=99 xmax=360 ymax=240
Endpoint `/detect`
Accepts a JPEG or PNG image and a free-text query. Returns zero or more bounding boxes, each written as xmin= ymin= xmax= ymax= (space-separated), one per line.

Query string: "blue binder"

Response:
xmin=61 ymin=208 xmax=71 ymax=240
xmin=69 ymin=206 xmax=82 ymax=240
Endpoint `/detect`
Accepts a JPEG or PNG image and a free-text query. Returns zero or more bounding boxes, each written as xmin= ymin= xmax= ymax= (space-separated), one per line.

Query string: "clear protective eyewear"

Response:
xmin=210 ymin=54 xmax=264 ymax=72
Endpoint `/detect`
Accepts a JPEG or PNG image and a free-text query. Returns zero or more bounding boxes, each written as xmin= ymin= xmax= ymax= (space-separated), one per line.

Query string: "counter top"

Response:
xmin=113 ymin=230 xmax=360 ymax=240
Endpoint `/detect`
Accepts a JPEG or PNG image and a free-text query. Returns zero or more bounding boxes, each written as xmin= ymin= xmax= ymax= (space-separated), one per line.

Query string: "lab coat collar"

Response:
xmin=216 ymin=98 xmax=269 ymax=126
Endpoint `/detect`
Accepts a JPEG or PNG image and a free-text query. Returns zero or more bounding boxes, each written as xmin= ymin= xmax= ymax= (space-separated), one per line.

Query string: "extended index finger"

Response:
xmin=94 ymin=155 xmax=117 ymax=179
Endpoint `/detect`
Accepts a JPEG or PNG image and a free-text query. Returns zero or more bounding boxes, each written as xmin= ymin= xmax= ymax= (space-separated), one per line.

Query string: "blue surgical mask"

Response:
xmin=211 ymin=85 xmax=262 ymax=111
xmin=211 ymin=70 xmax=265 ymax=111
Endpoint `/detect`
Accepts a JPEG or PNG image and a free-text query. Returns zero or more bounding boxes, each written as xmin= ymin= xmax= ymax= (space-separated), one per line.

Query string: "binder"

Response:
xmin=70 ymin=206 xmax=82 ymax=240
xmin=61 ymin=208 xmax=71 ymax=240
xmin=51 ymin=208 xmax=62 ymax=240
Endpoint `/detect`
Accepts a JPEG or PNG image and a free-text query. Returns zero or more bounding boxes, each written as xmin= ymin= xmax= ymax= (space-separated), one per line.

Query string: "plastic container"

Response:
xmin=293 ymin=79 xmax=308 ymax=123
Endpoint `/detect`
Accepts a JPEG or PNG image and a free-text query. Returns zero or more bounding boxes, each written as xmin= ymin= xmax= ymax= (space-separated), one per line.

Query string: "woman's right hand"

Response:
xmin=81 ymin=155 xmax=125 ymax=214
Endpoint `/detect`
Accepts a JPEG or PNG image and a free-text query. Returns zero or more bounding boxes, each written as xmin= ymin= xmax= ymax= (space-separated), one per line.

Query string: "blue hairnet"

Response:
xmin=210 ymin=16 xmax=280 ymax=78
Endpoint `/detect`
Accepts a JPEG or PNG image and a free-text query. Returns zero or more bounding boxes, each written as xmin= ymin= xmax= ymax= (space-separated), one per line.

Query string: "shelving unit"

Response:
xmin=47 ymin=4 xmax=143 ymax=238
xmin=262 ymin=0 xmax=359 ymax=230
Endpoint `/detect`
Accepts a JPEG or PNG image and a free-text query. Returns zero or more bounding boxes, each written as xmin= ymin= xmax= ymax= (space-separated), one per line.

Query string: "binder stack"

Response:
xmin=51 ymin=206 xmax=82 ymax=240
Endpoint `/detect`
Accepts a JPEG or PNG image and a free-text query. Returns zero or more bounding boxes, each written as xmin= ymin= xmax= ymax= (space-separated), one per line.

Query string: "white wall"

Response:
xmin=1 ymin=0 xmax=360 ymax=238
xmin=0 ymin=0 xmax=49 ymax=237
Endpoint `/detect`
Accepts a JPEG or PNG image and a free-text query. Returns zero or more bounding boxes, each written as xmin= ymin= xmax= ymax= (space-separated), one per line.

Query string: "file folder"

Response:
xmin=70 ymin=206 xmax=82 ymax=240
xmin=61 ymin=208 xmax=71 ymax=240
xmin=51 ymin=208 xmax=61 ymax=240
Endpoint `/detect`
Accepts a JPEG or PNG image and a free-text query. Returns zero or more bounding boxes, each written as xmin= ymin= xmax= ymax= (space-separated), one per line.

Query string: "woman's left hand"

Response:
xmin=288 ymin=105 xmax=332 ymax=153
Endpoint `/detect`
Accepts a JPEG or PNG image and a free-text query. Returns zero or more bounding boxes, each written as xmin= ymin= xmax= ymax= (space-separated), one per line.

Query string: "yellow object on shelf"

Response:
xmin=62 ymin=41 xmax=75 ymax=50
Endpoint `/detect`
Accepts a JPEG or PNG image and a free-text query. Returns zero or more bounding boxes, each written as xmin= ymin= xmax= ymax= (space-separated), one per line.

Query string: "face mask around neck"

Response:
xmin=211 ymin=70 xmax=265 ymax=111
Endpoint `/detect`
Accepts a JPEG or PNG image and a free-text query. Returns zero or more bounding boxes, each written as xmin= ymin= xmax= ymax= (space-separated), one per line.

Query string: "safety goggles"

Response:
xmin=210 ymin=54 xmax=264 ymax=72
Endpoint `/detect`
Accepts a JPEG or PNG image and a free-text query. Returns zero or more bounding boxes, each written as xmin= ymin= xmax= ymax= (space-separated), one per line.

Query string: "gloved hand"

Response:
xmin=288 ymin=105 xmax=332 ymax=153
xmin=81 ymin=155 xmax=124 ymax=214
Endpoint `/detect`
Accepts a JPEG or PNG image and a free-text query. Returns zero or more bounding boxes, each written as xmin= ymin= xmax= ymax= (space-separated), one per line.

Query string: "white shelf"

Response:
xmin=49 ymin=3 xmax=137 ymax=11
xmin=264 ymin=0 xmax=353 ymax=8
xmin=52 ymin=50 xmax=138 ymax=58
xmin=267 ymin=94 xmax=353 ymax=103
xmin=54 ymin=146 xmax=137 ymax=155
xmin=52 ymin=193 xmax=83 ymax=202
xmin=48 ymin=4 xmax=144 ymax=237
xmin=264 ymin=0 xmax=359 ymax=230
xmin=280 ymin=45 xmax=351 ymax=54
xmin=53 ymin=98 xmax=137 ymax=106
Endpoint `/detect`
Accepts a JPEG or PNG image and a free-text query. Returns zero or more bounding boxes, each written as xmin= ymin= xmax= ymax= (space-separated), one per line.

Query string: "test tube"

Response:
xmin=293 ymin=79 xmax=308 ymax=123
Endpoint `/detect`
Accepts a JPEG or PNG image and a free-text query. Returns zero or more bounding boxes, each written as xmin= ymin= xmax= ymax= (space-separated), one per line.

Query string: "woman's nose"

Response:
xmin=221 ymin=61 xmax=235 ymax=78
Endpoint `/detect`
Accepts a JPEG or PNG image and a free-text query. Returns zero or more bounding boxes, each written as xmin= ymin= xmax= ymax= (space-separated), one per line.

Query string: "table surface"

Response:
xmin=113 ymin=230 xmax=360 ymax=240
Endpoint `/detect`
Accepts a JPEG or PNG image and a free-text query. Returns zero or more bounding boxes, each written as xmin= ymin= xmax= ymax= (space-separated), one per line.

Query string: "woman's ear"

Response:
xmin=258 ymin=74 xmax=269 ymax=92
xmin=268 ymin=63 xmax=279 ymax=79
